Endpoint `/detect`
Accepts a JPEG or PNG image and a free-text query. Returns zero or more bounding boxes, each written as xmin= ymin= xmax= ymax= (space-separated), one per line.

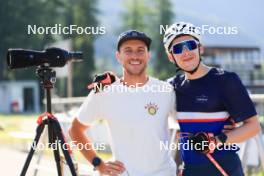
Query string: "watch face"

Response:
xmin=92 ymin=157 xmax=102 ymax=167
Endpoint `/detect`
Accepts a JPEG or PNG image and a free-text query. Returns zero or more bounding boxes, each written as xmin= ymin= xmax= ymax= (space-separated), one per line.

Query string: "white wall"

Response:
xmin=0 ymin=84 xmax=11 ymax=113
xmin=0 ymin=81 xmax=40 ymax=113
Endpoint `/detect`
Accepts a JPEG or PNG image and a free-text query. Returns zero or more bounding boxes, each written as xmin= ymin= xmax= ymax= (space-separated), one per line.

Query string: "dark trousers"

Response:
xmin=182 ymin=153 xmax=244 ymax=176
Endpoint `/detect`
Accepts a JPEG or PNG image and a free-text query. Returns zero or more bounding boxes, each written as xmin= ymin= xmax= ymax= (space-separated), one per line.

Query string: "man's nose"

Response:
xmin=130 ymin=51 xmax=141 ymax=59
xmin=182 ymin=46 xmax=190 ymax=56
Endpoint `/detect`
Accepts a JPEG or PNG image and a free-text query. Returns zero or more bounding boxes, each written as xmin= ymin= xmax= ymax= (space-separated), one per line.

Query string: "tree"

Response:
xmin=120 ymin=0 xmax=175 ymax=79
xmin=152 ymin=0 xmax=175 ymax=80
xmin=0 ymin=0 xmax=99 ymax=97
xmin=67 ymin=0 xmax=99 ymax=96
xmin=0 ymin=0 xmax=65 ymax=80
xmin=120 ymin=0 xmax=151 ymax=32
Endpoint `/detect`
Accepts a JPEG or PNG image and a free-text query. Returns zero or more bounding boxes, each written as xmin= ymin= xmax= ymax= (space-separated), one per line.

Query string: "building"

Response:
xmin=0 ymin=80 xmax=40 ymax=113
xmin=203 ymin=46 xmax=261 ymax=84
xmin=202 ymin=30 xmax=263 ymax=93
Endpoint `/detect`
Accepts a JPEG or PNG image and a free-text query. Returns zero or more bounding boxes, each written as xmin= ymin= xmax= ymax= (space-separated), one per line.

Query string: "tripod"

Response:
xmin=20 ymin=65 xmax=77 ymax=176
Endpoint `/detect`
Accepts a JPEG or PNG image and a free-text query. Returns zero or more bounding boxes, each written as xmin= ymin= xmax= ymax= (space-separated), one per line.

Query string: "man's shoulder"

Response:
xmin=149 ymin=77 xmax=174 ymax=91
xmin=210 ymin=67 xmax=240 ymax=81
xmin=149 ymin=76 xmax=172 ymax=85
xmin=166 ymin=74 xmax=185 ymax=85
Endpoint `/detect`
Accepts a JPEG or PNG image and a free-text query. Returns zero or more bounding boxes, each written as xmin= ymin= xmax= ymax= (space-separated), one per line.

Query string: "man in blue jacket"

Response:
xmin=163 ymin=21 xmax=261 ymax=176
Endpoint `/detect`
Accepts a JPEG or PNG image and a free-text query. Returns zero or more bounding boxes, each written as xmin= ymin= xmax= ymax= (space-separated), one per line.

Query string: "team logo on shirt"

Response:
xmin=145 ymin=102 xmax=159 ymax=115
xmin=195 ymin=94 xmax=208 ymax=103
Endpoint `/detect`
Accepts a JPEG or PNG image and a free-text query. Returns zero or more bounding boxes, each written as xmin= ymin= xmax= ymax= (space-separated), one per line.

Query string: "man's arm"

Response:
xmin=69 ymin=118 xmax=125 ymax=176
xmin=220 ymin=115 xmax=261 ymax=144
xmin=189 ymin=116 xmax=261 ymax=154
xmin=219 ymin=73 xmax=262 ymax=144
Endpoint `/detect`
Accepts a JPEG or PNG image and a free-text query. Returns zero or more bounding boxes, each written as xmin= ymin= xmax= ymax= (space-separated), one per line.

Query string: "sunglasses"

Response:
xmin=170 ymin=40 xmax=199 ymax=54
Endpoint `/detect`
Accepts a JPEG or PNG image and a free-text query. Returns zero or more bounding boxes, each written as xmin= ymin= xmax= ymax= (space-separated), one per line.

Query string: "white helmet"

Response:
xmin=163 ymin=22 xmax=201 ymax=52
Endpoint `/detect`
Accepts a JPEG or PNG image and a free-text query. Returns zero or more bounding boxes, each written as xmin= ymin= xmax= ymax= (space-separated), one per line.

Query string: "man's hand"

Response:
xmin=97 ymin=160 xmax=126 ymax=176
xmin=87 ymin=71 xmax=116 ymax=93
xmin=188 ymin=132 xmax=216 ymax=154
xmin=222 ymin=118 xmax=238 ymax=133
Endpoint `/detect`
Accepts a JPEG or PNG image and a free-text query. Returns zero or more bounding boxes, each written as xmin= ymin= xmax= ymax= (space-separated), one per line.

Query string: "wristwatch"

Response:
xmin=216 ymin=133 xmax=228 ymax=144
xmin=92 ymin=156 xmax=102 ymax=170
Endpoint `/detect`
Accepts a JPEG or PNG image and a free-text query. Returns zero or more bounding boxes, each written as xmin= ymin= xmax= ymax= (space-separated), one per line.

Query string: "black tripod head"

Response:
xmin=36 ymin=65 xmax=56 ymax=89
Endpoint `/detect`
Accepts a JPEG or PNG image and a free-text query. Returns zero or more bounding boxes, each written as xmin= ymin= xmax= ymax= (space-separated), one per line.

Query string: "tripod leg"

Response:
xmin=49 ymin=121 xmax=63 ymax=176
xmin=33 ymin=127 xmax=48 ymax=176
xmin=54 ymin=121 xmax=77 ymax=176
xmin=48 ymin=119 xmax=55 ymax=148
xmin=33 ymin=149 xmax=44 ymax=176
xmin=52 ymin=140 xmax=63 ymax=176
xmin=58 ymin=135 xmax=77 ymax=176
xmin=20 ymin=123 xmax=45 ymax=176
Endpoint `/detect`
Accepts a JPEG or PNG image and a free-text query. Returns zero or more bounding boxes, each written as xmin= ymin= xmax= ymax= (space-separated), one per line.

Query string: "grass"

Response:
xmin=0 ymin=114 xmax=37 ymax=144
xmin=0 ymin=113 xmax=112 ymax=163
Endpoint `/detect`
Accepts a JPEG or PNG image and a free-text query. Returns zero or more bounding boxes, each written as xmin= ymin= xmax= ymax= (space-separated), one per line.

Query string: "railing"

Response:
xmin=47 ymin=94 xmax=264 ymax=120
xmin=47 ymin=94 xmax=264 ymax=174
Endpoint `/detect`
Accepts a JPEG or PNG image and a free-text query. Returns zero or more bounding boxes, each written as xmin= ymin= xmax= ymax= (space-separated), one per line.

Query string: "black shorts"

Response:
xmin=182 ymin=153 xmax=244 ymax=176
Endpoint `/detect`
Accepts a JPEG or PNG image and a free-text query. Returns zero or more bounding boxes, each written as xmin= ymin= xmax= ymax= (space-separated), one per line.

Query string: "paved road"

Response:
xmin=0 ymin=146 xmax=100 ymax=176
xmin=0 ymin=146 xmax=57 ymax=176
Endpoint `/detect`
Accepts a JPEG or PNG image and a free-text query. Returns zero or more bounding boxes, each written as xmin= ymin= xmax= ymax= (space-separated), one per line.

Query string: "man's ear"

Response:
xmin=147 ymin=51 xmax=151 ymax=61
xmin=115 ymin=51 xmax=121 ymax=63
xmin=199 ymin=45 xmax=204 ymax=55
xmin=167 ymin=51 xmax=176 ymax=63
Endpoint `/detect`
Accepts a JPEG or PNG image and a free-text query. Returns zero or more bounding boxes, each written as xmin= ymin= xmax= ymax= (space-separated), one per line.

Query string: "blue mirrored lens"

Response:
xmin=172 ymin=40 xmax=198 ymax=54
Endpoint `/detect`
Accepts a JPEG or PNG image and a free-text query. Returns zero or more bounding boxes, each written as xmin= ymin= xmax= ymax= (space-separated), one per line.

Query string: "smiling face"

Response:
xmin=168 ymin=35 xmax=204 ymax=72
xmin=116 ymin=39 xmax=150 ymax=76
